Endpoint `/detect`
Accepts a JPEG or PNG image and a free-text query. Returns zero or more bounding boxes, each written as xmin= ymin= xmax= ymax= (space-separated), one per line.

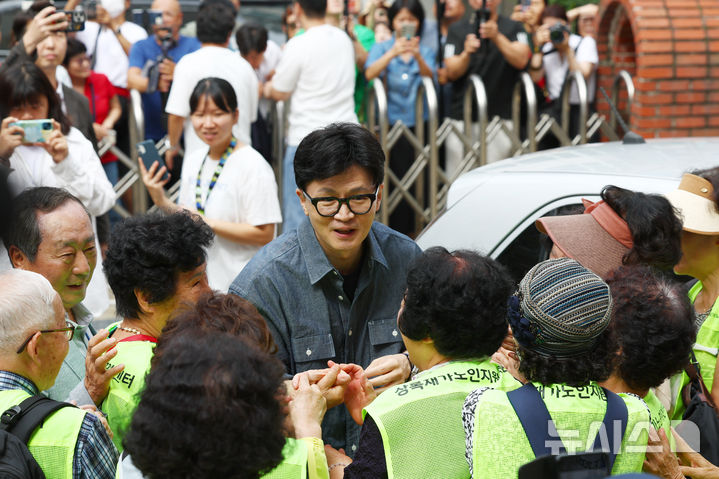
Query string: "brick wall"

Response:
xmin=597 ymin=0 xmax=719 ymax=138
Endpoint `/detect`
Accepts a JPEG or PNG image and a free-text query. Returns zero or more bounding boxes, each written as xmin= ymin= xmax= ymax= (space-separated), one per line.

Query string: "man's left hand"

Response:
xmin=364 ymin=353 xmax=411 ymax=394
xmin=479 ymin=19 xmax=498 ymax=41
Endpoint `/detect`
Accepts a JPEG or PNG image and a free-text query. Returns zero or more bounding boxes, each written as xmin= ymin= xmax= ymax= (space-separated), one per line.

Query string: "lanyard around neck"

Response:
xmin=196 ymin=138 xmax=236 ymax=214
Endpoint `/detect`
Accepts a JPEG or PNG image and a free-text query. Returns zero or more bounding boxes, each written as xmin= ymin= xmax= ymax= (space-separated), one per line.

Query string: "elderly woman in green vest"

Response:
xmin=665 ymin=169 xmax=719 ymax=418
xmin=325 ymin=247 xmax=520 ymax=479
xmin=120 ymin=293 xmax=332 ymax=479
xmin=600 ymin=265 xmax=696 ymax=443
xmin=463 ymin=258 xmax=649 ymax=479
xmin=101 ymin=212 xmax=213 ymax=452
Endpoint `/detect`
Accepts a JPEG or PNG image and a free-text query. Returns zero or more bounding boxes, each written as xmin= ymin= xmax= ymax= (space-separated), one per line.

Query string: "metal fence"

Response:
xmin=116 ymin=70 xmax=634 ymax=226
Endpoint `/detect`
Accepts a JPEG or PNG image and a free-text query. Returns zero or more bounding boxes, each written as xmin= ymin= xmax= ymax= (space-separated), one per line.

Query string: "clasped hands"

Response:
xmin=289 ymin=353 xmax=411 ymax=426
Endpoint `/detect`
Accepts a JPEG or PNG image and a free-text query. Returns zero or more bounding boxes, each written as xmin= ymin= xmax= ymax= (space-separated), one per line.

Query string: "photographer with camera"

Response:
xmin=128 ymin=0 xmax=201 ymax=145
xmin=443 ymin=0 xmax=531 ymax=173
xmin=529 ymin=4 xmax=597 ymax=144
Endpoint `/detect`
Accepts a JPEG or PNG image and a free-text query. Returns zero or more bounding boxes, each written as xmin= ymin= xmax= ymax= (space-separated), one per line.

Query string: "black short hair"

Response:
xmin=235 ymin=23 xmax=268 ymax=56
xmin=388 ymin=0 xmax=425 ymax=36
xmin=0 ymin=62 xmax=71 ymax=135
xmin=517 ymin=329 xmax=616 ymax=387
xmin=399 ymin=247 xmax=514 ymax=359
xmin=601 ymin=185 xmax=683 ymax=271
xmin=12 ymin=1 xmax=53 ymax=43
xmin=190 ymin=77 xmax=237 ymax=115
xmin=294 ymin=123 xmax=384 ymax=191
xmin=196 ymin=0 xmax=236 ymax=44
xmin=124 ymin=332 xmax=287 ymax=478
xmin=104 ymin=212 xmax=213 ymax=319
xmin=3 ymin=187 xmax=87 ymax=262
xmin=606 ymin=265 xmax=696 ymax=391
xmin=63 ymin=37 xmax=87 ymax=67
xmin=542 ymin=4 xmax=568 ymax=22
xmin=297 ymin=0 xmax=326 ymax=19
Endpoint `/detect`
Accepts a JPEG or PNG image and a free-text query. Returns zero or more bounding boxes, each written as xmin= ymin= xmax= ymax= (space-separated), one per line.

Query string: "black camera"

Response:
xmin=549 ymin=22 xmax=570 ymax=43
xmin=132 ymin=9 xmax=164 ymax=33
xmin=143 ymin=33 xmax=176 ymax=94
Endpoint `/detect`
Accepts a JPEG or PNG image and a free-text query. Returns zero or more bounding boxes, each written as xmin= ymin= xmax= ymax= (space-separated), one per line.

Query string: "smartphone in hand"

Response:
xmin=58 ymin=10 xmax=86 ymax=32
xmin=10 ymin=119 xmax=53 ymax=144
xmin=400 ymin=23 xmax=416 ymax=40
xmin=137 ymin=140 xmax=170 ymax=181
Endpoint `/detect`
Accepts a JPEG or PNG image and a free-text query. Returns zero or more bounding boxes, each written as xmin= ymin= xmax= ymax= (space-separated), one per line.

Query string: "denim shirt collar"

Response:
xmin=297 ymin=218 xmax=389 ymax=285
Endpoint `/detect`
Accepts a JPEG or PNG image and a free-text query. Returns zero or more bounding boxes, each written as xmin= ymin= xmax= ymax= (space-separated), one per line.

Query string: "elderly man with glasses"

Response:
xmin=4 ymin=187 xmax=118 ymax=405
xmin=230 ymin=122 xmax=422 ymax=456
xmin=0 ymin=269 xmax=117 ymax=479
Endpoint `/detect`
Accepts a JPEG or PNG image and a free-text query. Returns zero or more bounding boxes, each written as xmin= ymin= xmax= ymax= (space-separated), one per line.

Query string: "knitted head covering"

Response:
xmin=507 ymin=258 xmax=613 ymax=358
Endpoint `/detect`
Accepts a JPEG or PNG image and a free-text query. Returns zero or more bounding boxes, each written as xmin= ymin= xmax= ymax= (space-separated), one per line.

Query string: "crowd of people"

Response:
xmin=0 ymin=0 xmax=717 ymax=478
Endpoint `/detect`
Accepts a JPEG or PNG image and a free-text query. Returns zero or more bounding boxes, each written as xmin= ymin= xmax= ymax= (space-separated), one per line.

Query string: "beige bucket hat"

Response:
xmin=665 ymin=173 xmax=719 ymax=235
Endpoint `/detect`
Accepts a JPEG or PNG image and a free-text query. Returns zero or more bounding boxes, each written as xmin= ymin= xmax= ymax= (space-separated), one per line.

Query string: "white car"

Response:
xmin=416 ymin=138 xmax=719 ymax=282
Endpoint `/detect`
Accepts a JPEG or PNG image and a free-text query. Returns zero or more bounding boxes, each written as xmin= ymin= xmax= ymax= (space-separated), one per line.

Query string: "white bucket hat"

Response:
xmin=665 ymin=173 xmax=719 ymax=235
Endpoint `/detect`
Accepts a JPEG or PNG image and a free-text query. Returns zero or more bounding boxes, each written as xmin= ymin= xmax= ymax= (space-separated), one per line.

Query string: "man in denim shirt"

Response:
xmin=230 ymin=123 xmax=421 ymax=454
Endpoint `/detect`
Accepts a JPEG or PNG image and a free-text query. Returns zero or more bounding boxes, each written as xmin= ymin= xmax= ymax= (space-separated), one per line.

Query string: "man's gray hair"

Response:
xmin=0 ymin=270 xmax=58 ymax=354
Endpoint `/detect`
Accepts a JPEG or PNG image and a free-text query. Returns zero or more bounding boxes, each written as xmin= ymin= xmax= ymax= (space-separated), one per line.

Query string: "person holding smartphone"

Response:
xmin=364 ymin=0 xmax=435 ymax=236
xmin=139 ymin=77 xmax=281 ymax=291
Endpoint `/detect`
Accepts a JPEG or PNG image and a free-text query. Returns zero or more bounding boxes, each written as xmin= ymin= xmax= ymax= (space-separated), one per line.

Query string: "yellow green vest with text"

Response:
xmin=262 ymin=438 xmax=310 ymax=479
xmin=365 ymin=360 xmax=521 ymax=479
xmin=0 ymin=389 xmax=85 ymax=479
xmin=102 ymin=323 xmax=156 ymax=452
xmin=671 ymin=282 xmax=719 ymax=419
xmin=471 ymin=382 xmax=649 ymax=479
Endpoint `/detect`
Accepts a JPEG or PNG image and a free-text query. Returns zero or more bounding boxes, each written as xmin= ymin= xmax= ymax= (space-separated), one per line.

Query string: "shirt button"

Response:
xmin=351 ymin=444 xmax=357 ymax=452
xmin=402 ymin=73 xmax=408 ymax=80
xmin=338 ymin=295 xmax=344 ymax=301
xmin=306 ymin=349 xmax=312 ymax=356
xmin=348 ymin=329 xmax=353 ymax=336
xmin=333 ymin=271 xmax=339 ymax=276
xmin=392 ymin=329 xmax=398 ymax=337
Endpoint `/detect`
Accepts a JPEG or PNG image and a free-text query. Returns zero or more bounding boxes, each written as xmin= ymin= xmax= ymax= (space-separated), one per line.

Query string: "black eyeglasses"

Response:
xmin=303 ymin=187 xmax=379 ymax=217
xmin=16 ymin=320 xmax=76 ymax=354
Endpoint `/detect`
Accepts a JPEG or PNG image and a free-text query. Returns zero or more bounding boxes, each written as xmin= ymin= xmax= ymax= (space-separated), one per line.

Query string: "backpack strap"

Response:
xmin=507 ymin=383 xmax=565 ymax=458
xmin=593 ymin=388 xmax=628 ymax=470
xmin=507 ymin=384 xmax=628 ymax=469
xmin=0 ymin=396 xmax=74 ymax=444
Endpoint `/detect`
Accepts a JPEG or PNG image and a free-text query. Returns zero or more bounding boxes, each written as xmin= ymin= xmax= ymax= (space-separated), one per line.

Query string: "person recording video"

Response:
xmin=128 ymin=0 xmax=201 ymax=144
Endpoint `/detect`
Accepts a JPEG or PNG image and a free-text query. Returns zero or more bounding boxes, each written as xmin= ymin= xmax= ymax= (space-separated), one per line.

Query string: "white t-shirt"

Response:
xmin=165 ymin=46 xmax=258 ymax=154
xmin=542 ymin=34 xmax=598 ymax=104
xmin=178 ymin=144 xmax=282 ymax=291
xmin=6 ymin=127 xmax=115 ymax=317
xmin=272 ymin=24 xmax=357 ymax=146
xmin=76 ymin=21 xmax=148 ymax=88
xmin=256 ymin=40 xmax=282 ymax=119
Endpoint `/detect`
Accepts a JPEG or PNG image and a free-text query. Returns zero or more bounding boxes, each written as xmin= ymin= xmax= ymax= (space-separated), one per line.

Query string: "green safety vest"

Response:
xmin=102 ymin=322 xmax=156 ymax=452
xmin=471 ymin=382 xmax=649 ymax=478
xmin=262 ymin=438 xmax=309 ymax=479
xmin=364 ymin=360 xmax=520 ymax=479
xmin=115 ymin=437 xmax=312 ymax=478
xmin=671 ymin=281 xmax=719 ymax=419
xmin=0 ymin=389 xmax=85 ymax=479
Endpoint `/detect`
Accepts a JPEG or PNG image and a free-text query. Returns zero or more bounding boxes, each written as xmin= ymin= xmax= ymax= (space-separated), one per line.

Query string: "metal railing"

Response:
xmin=116 ymin=70 xmax=635 ymax=222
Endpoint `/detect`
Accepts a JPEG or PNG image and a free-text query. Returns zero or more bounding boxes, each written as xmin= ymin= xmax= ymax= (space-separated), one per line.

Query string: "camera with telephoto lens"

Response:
xmin=549 ymin=22 xmax=570 ymax=43
xmin=144 ymin=33 xmax=176 ymax=94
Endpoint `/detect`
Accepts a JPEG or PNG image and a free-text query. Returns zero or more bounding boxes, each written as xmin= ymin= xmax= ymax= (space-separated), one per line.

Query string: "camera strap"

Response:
xmin=89 ymin=25 xmax=103 ymax=70
xmin=507 ymin=383 xmax=628 ymax=470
